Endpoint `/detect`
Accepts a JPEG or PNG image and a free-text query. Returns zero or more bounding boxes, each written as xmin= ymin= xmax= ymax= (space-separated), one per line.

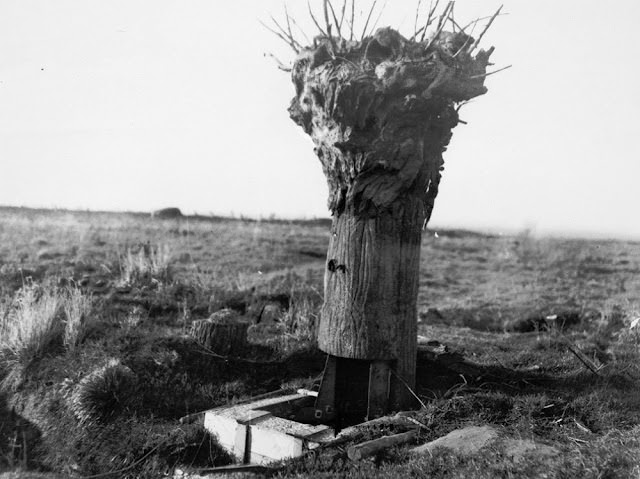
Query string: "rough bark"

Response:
xmin=190 ymin=318 xmax=249 ymax=356
xmin=289 ymin=27 xmax=493 ymax=410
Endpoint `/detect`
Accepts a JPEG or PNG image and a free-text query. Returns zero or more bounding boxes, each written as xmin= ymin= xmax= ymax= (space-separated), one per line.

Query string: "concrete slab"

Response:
xmin=204 ymin=391 xmax=335 ymax=465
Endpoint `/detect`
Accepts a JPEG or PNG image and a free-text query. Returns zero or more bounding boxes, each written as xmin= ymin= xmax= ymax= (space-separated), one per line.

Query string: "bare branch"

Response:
xmin=322 ymin=0 xmax=339 ymax=51
xmin=289 ymin=15 xmax=312 ymax=46
xmin=259 ymin=19 xmax=300 ymax=53
xmin=414 ymin=0 xmax=423 ymax=38
xmin=361 ymin=0 xmax=379 ymax=41
xmin=424 ymin=1 xmax=453 ymax=50
xmin=468 ymin=64 xmax=512 ymax=79
xmin=448 ymin=5 xmax=464 ymax=32
xmin=412 ymin=25 xmax=426 ymax=42
xmin=327 ymin=0 xmax=343 ymax=39
xmin=271 ymin=13 xmax=302 ymax=51
xmin=452 ymin=19 xmax=477 ymax=57
xmin=283 ymin=5 xmax=299 ymax=49
xmin=462 ymin=13 xmax=508 ymax=32
xmin=449 ymin=1 xmax=456 ymax=32
xmin=339 ymin=0 xmax=348 ymax=32
xmin=367 ymin=0 xmax=388 ymax=37
xmin=436 ymin=1 xmax=453 ymax=30
xmin=323 ymin=0 xmax=333 ymax=38
xmin=350 ymin=0 xmax=356 ymax=40
xmin=468 ymin=5 xmax=503 ymax=54
xmin=420 ymin=0 xmax=440 ymax=42
xmin=308 ymin=1 xmax=329 ymax=37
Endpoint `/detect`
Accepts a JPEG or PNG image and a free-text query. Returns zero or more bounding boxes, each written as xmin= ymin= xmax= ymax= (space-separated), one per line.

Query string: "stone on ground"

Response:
xmin=503 ymin=439 xmax=560 ymax=463
xmin=412 ymin=425 xmax=499 ymax=455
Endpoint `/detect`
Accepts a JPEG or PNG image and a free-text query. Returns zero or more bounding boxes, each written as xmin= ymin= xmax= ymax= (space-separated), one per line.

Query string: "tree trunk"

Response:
xmin=319 ymin=198 xmax=423 ymax=408
xmin=288 ymin=27 xmax=494 ymax=414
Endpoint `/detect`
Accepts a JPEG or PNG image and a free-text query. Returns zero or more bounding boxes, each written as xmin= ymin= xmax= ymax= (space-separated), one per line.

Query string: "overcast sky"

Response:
xmin=1 ymin=1 xmax=639 ymax=239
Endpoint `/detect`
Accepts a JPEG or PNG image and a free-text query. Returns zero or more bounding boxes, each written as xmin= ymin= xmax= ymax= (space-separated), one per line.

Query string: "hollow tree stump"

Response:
xmin=190 ymin=309 xmax=249 ymax=356
xmin=288 ymin=27 xmax=494 ymax=413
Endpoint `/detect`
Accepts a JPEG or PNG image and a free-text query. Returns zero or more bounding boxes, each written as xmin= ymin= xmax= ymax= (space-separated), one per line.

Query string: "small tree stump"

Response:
xmin=190 ymin=309 xmax=249 ymax=356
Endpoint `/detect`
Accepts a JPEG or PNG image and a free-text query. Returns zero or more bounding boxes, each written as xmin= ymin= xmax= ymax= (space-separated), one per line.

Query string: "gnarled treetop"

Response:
xmin=265 ymin=1 xmax=505 ymax=217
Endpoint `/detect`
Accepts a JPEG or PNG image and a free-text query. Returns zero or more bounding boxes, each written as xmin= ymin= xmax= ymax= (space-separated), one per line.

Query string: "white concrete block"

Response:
xmin=249 ymin=426 xmax=304 ymax=464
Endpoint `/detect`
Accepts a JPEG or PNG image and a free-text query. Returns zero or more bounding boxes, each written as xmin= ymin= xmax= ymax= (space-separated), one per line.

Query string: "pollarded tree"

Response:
xmin=265 ymin=0 xmax=504 ymax=423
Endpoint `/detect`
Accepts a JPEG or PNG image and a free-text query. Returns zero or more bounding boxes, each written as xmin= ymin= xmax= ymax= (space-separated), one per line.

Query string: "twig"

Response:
xmin=420 ymin=0 xmax=439 ymax=41
xmin=405 ymin=416 xmax=429 ymax=429
xmin=390 ymin=369 xmax=428 ymax=409
xmin=327 ymin=0 xmax=343 ymax=39
xmin=308 ymin=1 xmax=329 ymax=37
xmin=565 ymin=341 xmax=601 ymax=375
xmin=289 ymin=15 xmax=312 ymax=45
xmin=448 ymin=1 xmax=457 ymax=32
xmin=360 ymin=0 xmax=379 ymax=41
xmin=323 ymin=0 xmax=334 ymax=39
xmin=452 ymin=19 xmax=477 ymax=57
xmin=368 ymin=0 xmax=388 ymax=37
xmin=270 ymin=15 xmax=303 ymax=50
xmin=450 ymin=14 xmax=463 ymax=32
xmin=468 ymin=64 xmax=512 ymax=79
xmin=468 ymin=4 xmax=502 ymax=53
xmin=436 ymin=1 xmax=453 ymax=30
xmin=283 ymin=4 xmax=299 ymax=49
xmin=413 ymin=0 xmax=423 ymax=38
xmin=259 ymin=19 xmax=300 ymax=53
xmin=350 ymin=0 xmax=356 ymax=40
xmin=264 ymin=52 xmax=292 ymax=72
xmin=462 ymin=13 xmax=508 ymax=32
xmin=423 ymin=1 xmax=453 ymax=51
xmin=339 ymin=0 xmax=348 ymax=32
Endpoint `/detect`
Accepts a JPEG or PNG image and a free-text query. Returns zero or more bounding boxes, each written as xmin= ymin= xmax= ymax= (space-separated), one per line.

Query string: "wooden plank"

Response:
xmin=367 ymin=360 xmax=390 ymax=420
xmin=347 ymin=430 xmax=417 ymax=461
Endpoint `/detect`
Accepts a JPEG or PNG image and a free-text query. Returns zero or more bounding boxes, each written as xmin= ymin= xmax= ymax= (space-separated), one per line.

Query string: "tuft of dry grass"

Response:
xmin=0 ymin=282 xmax=63 ymax=390
xmin=119 ymin=243 xmax=172 ymax=286
xmin=62 ymin=285 xmax=93 ymax=352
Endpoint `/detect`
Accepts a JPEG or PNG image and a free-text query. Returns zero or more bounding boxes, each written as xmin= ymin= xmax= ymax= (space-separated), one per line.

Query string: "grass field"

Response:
xmin=0 ymin=206 xmax=639 ymax=478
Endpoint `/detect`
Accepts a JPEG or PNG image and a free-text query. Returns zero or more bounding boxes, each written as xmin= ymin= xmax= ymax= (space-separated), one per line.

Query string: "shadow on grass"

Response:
xmin=0 ymin=392 xmax=42 ymax=471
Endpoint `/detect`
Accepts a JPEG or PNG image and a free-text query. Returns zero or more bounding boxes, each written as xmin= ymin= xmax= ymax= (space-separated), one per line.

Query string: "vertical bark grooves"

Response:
xmin=319 ymin=195 xmax=423 ymax=406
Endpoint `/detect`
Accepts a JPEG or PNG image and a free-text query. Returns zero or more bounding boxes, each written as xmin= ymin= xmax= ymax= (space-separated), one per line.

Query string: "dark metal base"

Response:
xmin=312 ymin=355 xmax=393 ymax=432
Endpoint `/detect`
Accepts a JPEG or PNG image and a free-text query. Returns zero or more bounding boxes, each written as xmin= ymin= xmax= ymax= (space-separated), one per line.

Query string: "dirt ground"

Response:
xmin=0 ymin=206 xmax=639 ymax=478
